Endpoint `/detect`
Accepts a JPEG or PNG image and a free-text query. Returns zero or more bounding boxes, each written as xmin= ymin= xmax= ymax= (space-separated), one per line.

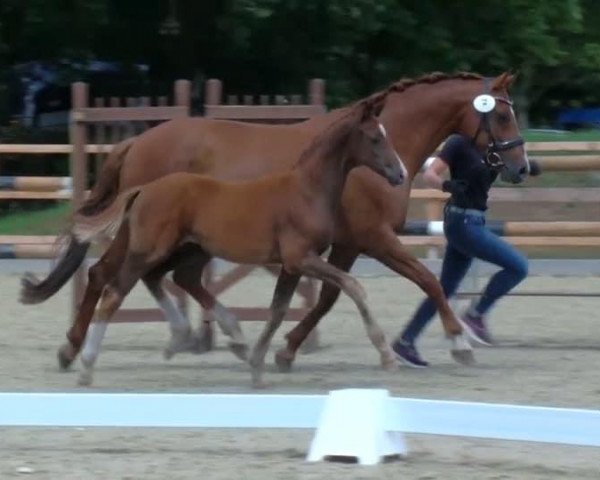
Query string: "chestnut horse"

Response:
xmin=67 ymin=99 xmax=405 ymax=387
xmin=23 ymin=71 xmax=529 ymax=369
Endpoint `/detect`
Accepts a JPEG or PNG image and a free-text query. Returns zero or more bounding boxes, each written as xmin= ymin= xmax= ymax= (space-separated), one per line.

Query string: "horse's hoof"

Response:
xmin=274 ymin=349 xmax=294 ymax=373
xmin=451 ymin=348 xmax=476 ymax=365
xmin=252 ymin=380 xmax=269 ymax=389
xmin=77 ymin=372 xmax=93 ymax=387
xmin=381 ymin=351 xmax=399 ymax=371
xmin=194 ymin=323 xmax=214 ymax=354
xmin=163 ymin=329 xmax=199 ymax=360
xmin=449 ymin=333 xmax=475 ymax=365
xmin=298 ymin=330 xmax=321 ymax=354
xmin=228 ymin=342 xmax=249 ymax=361
xmin=57 ymin=343 xmax=76 ymax=371
xmin=382 ymin=359 xmax=399 ymax=372
xmin=251 ymin=370 xmax=269 ymax=389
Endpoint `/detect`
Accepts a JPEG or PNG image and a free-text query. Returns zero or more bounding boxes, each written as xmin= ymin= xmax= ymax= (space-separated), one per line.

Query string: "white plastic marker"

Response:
xmin=473 ymin=94 xmax=496 ymax=113
xmin=307 ymin=389 xmax=406 ymax=465
xmin=1 ymin=390 xmax=600 ymax=467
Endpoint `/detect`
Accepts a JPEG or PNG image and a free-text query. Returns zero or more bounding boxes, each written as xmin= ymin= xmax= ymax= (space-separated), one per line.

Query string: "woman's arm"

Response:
xmin=422 ymin=157 xmax=449 ymax=190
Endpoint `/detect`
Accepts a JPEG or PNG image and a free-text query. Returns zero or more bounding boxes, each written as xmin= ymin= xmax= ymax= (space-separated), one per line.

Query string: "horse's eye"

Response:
xmin=496 ymin=113 xmax=511 ymax=124
xmin=371 ymin=135 xmax=381 ymax=144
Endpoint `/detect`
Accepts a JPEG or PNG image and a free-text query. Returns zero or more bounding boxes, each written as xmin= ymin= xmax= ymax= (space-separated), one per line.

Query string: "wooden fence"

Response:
xmin=1 ymin=91 xmax=599 ymax=324
xmin=2 ymin=144 xmax=598 ymax=255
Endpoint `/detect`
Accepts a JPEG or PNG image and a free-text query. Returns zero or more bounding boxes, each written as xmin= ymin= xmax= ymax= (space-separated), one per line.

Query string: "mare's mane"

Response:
xmin=363 ymin=71 xmax=484 ymax=109
xmin=293 ymin=72 xmax=485 ymax=168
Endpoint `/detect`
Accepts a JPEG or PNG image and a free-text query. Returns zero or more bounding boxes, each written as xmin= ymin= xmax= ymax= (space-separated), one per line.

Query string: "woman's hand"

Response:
xmin=442 ymin=179 xmax=468 ymax=203
xmin=528 ymin=159 xmax=542 ymax=177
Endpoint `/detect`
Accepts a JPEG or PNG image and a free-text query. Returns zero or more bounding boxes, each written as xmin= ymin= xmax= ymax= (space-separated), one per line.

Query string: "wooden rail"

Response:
xmin=0 ymin=144 xmax=114 ymax=154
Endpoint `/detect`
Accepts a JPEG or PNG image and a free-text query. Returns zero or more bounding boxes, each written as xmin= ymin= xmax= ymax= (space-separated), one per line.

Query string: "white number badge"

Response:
xmin=473 ymin=94 xmax=496 ymax=113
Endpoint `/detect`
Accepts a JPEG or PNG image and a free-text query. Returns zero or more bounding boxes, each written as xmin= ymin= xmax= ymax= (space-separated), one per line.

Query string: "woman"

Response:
xmin=392 ymin=134 xmax=541 ymax=367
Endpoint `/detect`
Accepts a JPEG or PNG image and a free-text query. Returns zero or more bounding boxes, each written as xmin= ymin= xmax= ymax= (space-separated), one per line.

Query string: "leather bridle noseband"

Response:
xmin=472 ymin=78 xmax=525 ymax=169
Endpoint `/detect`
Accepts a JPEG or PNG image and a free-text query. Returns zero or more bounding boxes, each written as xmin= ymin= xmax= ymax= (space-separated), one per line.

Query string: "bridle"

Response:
xmin=471 ymin=78 xmax=525 ymax=169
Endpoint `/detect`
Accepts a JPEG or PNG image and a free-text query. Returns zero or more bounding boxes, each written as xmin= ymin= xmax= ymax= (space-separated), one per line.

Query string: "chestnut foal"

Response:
xmin=65 ymin=98 xmax=406 ymax=387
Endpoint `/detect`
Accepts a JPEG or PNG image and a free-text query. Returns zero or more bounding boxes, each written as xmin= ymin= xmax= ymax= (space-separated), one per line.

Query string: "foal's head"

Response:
xmin=340 ymin=99 xmax=406 ymax=186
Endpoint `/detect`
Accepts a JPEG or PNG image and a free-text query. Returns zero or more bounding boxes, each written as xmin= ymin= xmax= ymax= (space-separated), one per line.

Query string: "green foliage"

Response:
xmin=1 ymin=0 xmax=599 ymax=121
xmin=0 ymin=203 xmax=70 ymax=235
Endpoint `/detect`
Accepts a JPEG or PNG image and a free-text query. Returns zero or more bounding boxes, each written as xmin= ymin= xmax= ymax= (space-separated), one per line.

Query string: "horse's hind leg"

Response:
xmin=249 ymin=270 xmax=301 ymax=388
xmin=172 ymin=251 xmax=248 ymax=361
xmin=275 ymin=244 xmax=359 ymax=372
xmin=365 ymin=228 xmax=473 ymax=364
xmin=58 ymin=222 xmax=129 ymax=370
xmin=299 ymin=253 xmax=397 ymax=371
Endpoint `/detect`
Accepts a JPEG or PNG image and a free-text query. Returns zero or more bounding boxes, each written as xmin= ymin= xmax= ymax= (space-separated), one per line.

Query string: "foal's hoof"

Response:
xmin=274 ymin=348 xmax=295 ymax=373
xmin=77 ymin=359 xmax=94 ymax=386
xmin=451 ymin=348 xmax=476 ymax=365
xmin=228 ymin=342 xmax=249 ymax=362
xmin=57 ymin=343 xmax=76 ymax=371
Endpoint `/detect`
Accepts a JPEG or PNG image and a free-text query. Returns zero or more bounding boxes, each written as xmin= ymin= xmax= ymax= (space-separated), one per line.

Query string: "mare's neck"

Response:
xmin=379 ymin=81 xmax=476 ymax=180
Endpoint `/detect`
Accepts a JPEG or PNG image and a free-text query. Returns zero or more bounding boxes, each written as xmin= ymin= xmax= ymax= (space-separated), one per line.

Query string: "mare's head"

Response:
xmin=342 ymin=99 xmax=406 ymax=186
xmin=460 ymin=72 xmax=529 ymax=183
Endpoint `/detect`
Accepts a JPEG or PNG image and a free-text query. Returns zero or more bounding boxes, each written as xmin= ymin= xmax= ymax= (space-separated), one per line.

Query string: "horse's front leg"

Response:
xmin=274 ymin=244 xmax=359 ymax=372
xmin=297 ymin=253 xmax=397 ymax=371
xmin=365 ymin=227 xmax=474 ymax=364
xmin=142 ymin=270 xmax=199 ymax=360
xmin=249 ymin=270 xmax=301 ymax=388
xmin=172 ymin=251 xmax=248 ymax=361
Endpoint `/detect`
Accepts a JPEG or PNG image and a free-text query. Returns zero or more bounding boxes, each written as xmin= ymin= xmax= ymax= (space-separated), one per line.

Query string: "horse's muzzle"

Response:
xmin=387 ymin=171 xmax=404 ymax=186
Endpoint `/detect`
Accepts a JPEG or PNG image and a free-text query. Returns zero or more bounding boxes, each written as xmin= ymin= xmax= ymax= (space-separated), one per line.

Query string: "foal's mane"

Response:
xmin=295 ymin=97 xmax=381 ymax=167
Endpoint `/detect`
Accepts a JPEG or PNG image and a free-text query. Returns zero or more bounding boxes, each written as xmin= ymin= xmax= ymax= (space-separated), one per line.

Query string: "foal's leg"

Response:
xmin=172 ymin=251 xmax=248 ymax=361
xmin=78 ymin=255 xmax=148 ymax=386
xmin=57 ymin=223 xmax=129 ymax=370
xmin=365 ymin=228 xmax=473 ymax=364
xmin=298 ymin=253 xmax=397 ymax=371
xmin=275 ymin=244 xmax=359 ymax=372
xmin=249 ymin=270 xmax=301 ymax=388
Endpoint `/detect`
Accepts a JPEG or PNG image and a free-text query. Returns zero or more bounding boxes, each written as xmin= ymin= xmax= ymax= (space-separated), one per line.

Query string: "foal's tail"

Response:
xmin=19 ymin=137 xmax=136 ymax=305
xmin=72 ymin=187 xmax=142 ymax=244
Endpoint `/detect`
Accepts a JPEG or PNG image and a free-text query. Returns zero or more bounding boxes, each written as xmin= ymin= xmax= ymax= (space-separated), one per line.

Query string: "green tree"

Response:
xmin=2 ymin=0 xmax=600 ymax=126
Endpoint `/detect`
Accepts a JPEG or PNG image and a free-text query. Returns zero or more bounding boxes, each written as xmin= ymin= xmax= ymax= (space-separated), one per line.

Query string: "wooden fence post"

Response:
xmin=69 ymin=82 xmax=88 ymax=320
xmin=309 ymin=79 xmax=325 ymax=106
xmin=174 ymin=79 xmax=192 ymax=109
xmin=204 ymin=79 xmax=222 ymax=106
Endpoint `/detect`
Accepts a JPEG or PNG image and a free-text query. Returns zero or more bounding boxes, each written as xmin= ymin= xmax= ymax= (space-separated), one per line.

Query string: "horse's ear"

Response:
xmin=491 ymin=71 xmax=516 ymax=91
xmin=358 ymin=99 xmax=382 ymax=121
xmin=371 ymin=100 xmax=384 ymax=117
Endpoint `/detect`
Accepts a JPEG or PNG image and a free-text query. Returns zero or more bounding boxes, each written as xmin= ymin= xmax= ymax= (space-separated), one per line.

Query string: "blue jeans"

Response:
xmin=400 ymin=208 xmax=528 ymax=344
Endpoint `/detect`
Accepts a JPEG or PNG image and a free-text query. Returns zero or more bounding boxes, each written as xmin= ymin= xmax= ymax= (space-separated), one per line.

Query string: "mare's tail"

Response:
xmin=72 ymin=187 xmax=142 ymax=244
xmin=19 ymin=137 xmax=135 ymax=305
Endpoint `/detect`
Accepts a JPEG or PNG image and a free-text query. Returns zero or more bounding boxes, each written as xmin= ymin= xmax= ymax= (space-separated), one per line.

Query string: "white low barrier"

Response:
xmin=1 ymin=390 xmax=599 ymax=464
